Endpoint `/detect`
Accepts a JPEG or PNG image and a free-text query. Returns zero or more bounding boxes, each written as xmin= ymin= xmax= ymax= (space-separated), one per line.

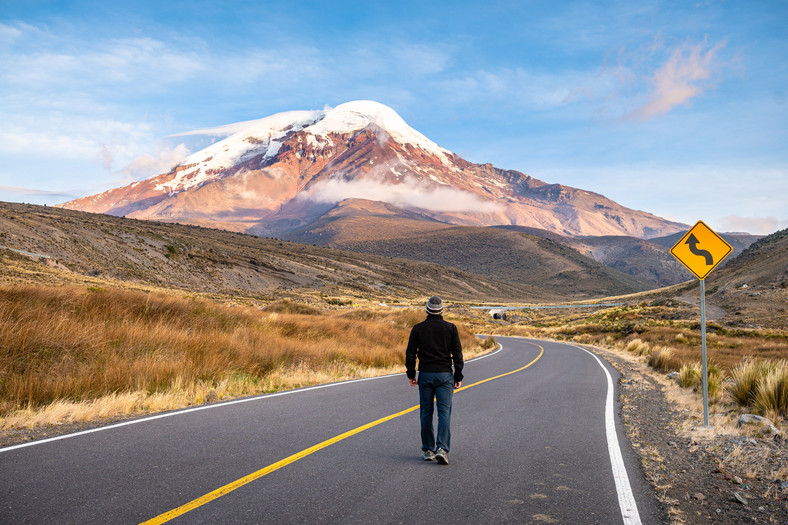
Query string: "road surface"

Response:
xmin=1 ymin=337 xmax=665 ymax=524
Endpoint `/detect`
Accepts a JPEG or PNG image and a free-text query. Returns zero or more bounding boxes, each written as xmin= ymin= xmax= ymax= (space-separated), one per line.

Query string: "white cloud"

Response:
xmin=0 ymin=185 xmax=75 ymax=197
xmin=1 ymin=33 xmax=205 ymax=88
xmin=391 ymin=44 xmax=452 ymax=75
xmin=300 ymin=175 xmax=502 ymax=213
xmin=116 ymin=144 xmax=191 ymax=182
xmin=0 ymin=114 xmax=155 ymax=167
xmin=436 ymin=68 xmax=579 ymax=111
xmin=718 ymin=216 xmax=788 ymax=235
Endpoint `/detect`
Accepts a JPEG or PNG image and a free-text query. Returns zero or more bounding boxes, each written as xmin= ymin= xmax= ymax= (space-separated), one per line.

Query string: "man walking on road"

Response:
xmin=406 ymin=296 xmax=463 ymax=465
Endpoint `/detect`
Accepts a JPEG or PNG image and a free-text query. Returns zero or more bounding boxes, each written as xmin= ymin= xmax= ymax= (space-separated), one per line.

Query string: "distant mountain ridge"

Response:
xmin=2 ymin=201 xmax=657 ymax=301
xmin=60 ymin=101 xmax=686 ymax=239
xmin=282 ymin=199 xmax=759 ymax=289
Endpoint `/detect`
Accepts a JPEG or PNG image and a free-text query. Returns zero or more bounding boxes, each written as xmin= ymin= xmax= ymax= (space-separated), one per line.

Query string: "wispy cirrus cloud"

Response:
xmin=625 ymin=38 xmax=727 ymax=120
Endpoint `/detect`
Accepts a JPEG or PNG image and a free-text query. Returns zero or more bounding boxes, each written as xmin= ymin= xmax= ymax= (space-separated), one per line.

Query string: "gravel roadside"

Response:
xmin=589 ymin=344 xmax=788 ymax=524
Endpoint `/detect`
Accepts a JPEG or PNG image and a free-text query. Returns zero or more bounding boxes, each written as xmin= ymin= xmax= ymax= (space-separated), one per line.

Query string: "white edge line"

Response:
xmin=570 ymin=344 xmax=641 ymax=525
xmin=0 ymin=342 xmax=502 ymax=454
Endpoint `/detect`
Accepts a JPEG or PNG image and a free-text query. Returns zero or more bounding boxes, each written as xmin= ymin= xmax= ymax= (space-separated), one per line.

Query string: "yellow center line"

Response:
xmin=140 ymin=343 xmax=544 ymax=524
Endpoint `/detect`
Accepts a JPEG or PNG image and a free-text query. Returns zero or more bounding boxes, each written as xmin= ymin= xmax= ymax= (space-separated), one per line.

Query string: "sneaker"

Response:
xmin=435 ymin=448 xmax=449 ymax=465
xmin=423 ymin=450 xmax=435 ymax=461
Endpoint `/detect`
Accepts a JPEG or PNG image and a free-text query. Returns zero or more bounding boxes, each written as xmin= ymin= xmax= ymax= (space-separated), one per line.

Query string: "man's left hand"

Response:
xmin=409 ymin=378 xmax=418 ymax=386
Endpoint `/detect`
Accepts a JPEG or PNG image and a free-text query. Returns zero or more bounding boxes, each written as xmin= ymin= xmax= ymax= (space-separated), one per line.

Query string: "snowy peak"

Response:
xmin=59 ymin=100 xmax=687 ymax=239
xmin=310 ymin=101 xmax=451 ymax=159
xmin=158 ymin=101 xmax=451 ymax=194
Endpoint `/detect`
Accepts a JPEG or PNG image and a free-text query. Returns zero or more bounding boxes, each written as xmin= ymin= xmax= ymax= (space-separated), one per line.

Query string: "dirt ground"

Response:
xmin=590 ymin=345 xmax=788 ymax=524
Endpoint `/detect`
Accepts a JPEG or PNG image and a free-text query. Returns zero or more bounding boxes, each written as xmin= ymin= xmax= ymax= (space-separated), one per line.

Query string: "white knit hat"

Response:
xmin=426 ymin=296 xmax=444 ymax=315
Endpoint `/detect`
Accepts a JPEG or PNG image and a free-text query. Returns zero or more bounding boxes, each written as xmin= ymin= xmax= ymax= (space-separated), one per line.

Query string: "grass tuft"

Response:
xmin=677 ymin=362 xmax=702 ymax=389
xmin=692 ymin=361 xmax=723 ymax=402
xmin=727 ymin=359 xmax=776 ymax=407
xmin=479 ymin=335 xmax=498 ymax=350
xmin=625 ymin=338 xmax=652 ymax=356
xmin=753 ymin=362 xmax=788 ymax=417
xmin=647 ymin=347 xmax=681 ymax=373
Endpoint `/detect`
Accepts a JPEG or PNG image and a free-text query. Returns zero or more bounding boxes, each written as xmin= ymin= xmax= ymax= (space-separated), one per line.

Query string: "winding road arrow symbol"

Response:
xmin=685 ymin=233 xmax=714 ymax=265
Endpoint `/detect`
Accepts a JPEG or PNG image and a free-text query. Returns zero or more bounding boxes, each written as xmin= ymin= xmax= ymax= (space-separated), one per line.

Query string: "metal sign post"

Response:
xmin=670 ymin=221 xmax=732 ymax=428
xmin=699 ymin=278 xmax=709 ymax=426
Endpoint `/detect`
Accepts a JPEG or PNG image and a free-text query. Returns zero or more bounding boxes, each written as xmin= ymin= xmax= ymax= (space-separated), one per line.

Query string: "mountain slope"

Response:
xmin=283 ymin=200 xmax=654 ymax=297
xmin=60 ymin=101 xmax=685 ymax=239
xmin=0 ymin=201 xmax=555 ymax=302
xmin=703 ymin=228 xmax=788 ymax=329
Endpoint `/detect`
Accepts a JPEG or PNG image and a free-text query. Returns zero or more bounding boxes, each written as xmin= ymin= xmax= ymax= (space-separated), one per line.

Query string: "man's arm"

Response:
xmin=405 ymin=326 xmax=419 ymax=382
xmin=451 ymin=324 xmax=463 ymax=385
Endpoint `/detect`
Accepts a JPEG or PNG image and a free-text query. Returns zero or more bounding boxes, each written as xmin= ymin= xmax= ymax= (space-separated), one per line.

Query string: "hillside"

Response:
xmin=706 ymin=228 xmax=788 ymax=329
xmin=282 ymin=199 xmax=656 ymax=297
xmin=0 ymin=201 xmax=556 ymax=303
xmin=495 ymin=226 xmax=759 ymax=288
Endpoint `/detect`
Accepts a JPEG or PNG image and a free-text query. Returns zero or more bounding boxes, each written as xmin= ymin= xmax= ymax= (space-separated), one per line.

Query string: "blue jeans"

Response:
xmin=418 ymin=371 xmax=454 ymax=453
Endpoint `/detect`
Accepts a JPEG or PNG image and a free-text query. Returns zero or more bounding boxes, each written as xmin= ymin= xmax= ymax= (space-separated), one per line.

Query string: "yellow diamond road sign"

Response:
xmin=670 ymin=220 xmax=733 ymax=280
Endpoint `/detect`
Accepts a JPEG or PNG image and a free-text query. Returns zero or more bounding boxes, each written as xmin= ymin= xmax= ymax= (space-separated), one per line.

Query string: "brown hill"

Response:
xmin=495 ymin=226 xmax=760 ymax=288
xmin=703 ymin=228 xmax=788 ymax=329
xmin=283 ymin=200 xmax=654 ymax=297
xmin=0 ymin=201 xmax=556 ymax=303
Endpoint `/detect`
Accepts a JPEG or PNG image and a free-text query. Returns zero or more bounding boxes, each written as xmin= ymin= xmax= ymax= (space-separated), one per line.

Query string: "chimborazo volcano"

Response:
xmin=60 ymin=101 xmax=685 ymax=238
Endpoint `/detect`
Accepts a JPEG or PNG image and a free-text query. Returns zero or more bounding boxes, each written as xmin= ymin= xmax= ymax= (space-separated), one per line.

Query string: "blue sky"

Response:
xmin=1 ymin=0 xmax=786 ymax=234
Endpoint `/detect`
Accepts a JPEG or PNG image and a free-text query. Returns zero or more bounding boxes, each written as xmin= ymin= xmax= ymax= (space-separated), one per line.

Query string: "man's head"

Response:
xmin=426 ymin=295 xmax=444 ymax=315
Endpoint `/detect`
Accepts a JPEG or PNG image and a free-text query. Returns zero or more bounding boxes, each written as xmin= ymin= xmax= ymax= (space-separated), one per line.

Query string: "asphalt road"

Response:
xmin=1 ymin=337 xmax=665 ymax=524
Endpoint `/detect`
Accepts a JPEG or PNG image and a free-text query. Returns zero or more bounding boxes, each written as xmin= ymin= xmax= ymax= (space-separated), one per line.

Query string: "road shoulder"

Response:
xmin=585 ymin=344 xmax=787 ymax=524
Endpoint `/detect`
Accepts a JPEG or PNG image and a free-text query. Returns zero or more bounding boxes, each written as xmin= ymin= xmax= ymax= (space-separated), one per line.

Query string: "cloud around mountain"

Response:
xmin=299 ymin=174 xmax=504 ymax=214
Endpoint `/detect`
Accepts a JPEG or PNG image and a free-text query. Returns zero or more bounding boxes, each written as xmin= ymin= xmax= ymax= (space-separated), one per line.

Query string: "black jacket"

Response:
xmin=405 ymin=314 xmax=464 ymax=383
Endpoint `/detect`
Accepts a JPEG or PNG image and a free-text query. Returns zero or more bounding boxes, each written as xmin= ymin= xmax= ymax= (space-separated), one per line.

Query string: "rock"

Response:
xmin=733 ymin=491 xmax=748 ymax=505
xmin=738 ymin=414 xmax=784 ymax=438
xmin=782 ymin=481 xmax=788 ymax=491
xmin=667 ymin=441 xmax=678 ymax=448
xmin=739 ymin=414 xmax=769 ymax=426
xmin=733 ymin=476 xmax=744 ymax=485
xmin=667 ymin=372 xmax=679 ymax=379
xmin=693 ymin=492 xmax=706 ymax=502
xmin=205 ymin=390 xmax=219 ymax=403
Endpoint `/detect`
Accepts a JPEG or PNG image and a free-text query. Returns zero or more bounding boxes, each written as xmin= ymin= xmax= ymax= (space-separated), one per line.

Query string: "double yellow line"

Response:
xmin=141 ymin=342 xmax=544 ymax=524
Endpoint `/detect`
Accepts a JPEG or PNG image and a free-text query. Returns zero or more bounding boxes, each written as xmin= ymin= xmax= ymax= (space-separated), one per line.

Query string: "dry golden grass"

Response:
xmin=677 ymin=362 xmax=701 ymax=389
xmin=466 ymin=301 xmax=788 ymax=418
xmin=0 ymin=285 xmax=489 ymax=429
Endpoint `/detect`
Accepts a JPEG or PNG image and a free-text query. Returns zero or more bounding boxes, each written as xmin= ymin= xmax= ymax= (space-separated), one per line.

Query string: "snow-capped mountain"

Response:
xmin=60 ymin=101 xmax=685 ymax=238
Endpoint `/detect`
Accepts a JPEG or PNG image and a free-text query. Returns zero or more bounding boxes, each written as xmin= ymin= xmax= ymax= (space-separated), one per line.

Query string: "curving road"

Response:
xmin=1 ymin=337 xmax=665 ymax=524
